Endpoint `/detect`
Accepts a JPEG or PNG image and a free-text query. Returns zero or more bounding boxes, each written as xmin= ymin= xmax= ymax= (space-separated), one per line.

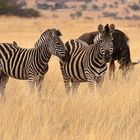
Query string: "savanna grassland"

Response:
xmin=0 ymin=16 xmax=140 ymax=140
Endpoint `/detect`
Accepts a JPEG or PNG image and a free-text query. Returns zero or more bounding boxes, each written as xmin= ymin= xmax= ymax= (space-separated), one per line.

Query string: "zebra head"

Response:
xmin=95 ymin=24 xmax=115 ymax=63
xmin=42 ymin=28 xmax=69 ymax=61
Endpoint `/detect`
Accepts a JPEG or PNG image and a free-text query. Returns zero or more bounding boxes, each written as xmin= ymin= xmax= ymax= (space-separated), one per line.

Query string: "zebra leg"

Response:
xmin=59 ymin=63 xmax=70 ymax=94
xmin=71 ymin=81 xmax=80 ymax=94
xmin=64 ymin=78 xmax=70 ymax=94
xmin=0 ymin=72 xmax=9 ymax=97
xmin=28 ymin=77 xmax=36 ymax=94
xmin=36 ymin=76 xmax=44 ymax=96
xmin=96 ymin=77 xmax=104 ymax=93
xmin=109 ymin=60 xmax=115 ymax=79
xmin=88 ymin=81 xmax=95 ymax=93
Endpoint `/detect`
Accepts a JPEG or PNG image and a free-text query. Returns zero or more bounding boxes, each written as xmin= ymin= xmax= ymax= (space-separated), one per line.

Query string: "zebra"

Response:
xmin=78 ymin=28 xmax=140 ymax=78
xmin=0 ymin=28 xmax=69 ymax=96
xmin=60 ymin=24 xmax=115 ymax=94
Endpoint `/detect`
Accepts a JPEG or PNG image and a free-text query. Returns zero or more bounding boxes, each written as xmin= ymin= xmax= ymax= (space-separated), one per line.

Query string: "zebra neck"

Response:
xmin=41 ymin=46 xmax=51 ymax=62
xmin=92 ymin=44 xmax=105 ymax=66
xmin=35 ymin=43 xmax=52 ymax=64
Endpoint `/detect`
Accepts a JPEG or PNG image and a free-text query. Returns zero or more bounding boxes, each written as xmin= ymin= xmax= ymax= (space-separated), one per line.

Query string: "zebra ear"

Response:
xmin=56 ymin=29 xmax=62 ymax=36
xmin=110 ymin=24 xmax=115 ymax=33
xmin=13 ymin=41 xmax=17 ymax=46
xmin=98 ymin=24 xmax=104 ymax=33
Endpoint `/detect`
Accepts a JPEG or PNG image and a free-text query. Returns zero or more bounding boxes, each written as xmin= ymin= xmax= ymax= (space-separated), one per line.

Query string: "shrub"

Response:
xmin=124 ymin=15 xmax=140 ymax=20
xmin=54 ymin=2 xmax=68 ymax=9
xmin=15 ymin=8 xmax=40 ymax=17
xmin=70 ymin=11 xmax=82 ymax=19
xmin=114 ymin=1 xmax=118 ymax=5
xmin=75 ymin=11 xmax=82 ymax=18
xmin=102 ymin=3 xmax=107 ymax=9
xmin=37 ymin=3 xmax=51 ymax=10
xmin=0 ymin=0 xmax=40 ymax=17
xmin=109 ymin=4 xmax=114 ymax=8
xmin=92 ymin=4 xmax=99 ymax=11
xmin=128 ymin=3 xmax=140 ymax=11
xmin=120 ymin=0 xmax=125 ymax=4
xmin=80 ymin=4 xmax=87 ymax=10
xmin=102 ymin=12 xmax=118 ymax=18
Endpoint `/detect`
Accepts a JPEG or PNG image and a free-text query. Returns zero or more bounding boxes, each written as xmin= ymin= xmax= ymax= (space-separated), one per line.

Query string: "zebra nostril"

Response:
xmin=104 ymin=51 xmax=111 ymax=60
xmin=109 ymin=48 xmax=113 ymax=54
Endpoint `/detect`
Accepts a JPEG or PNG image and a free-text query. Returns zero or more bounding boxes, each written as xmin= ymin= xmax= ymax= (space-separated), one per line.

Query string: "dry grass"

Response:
xmin=0 ymin=17 xmax=140 ymax=140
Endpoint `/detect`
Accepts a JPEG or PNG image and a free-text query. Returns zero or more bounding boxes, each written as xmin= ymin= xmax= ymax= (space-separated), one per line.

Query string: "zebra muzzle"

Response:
xmin=61 ymin=50 xmax=70 ymax=62
xmin=104 ymin=54 xmax=112 ymax=63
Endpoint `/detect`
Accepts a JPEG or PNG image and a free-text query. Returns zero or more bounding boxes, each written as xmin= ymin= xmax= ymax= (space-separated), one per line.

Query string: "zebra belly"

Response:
xmin=85 ymin=66 xmax=107 ymax=81
xmin=63 ymin=63 xmax=87 ymax=82
xmin=4 ymin=71 xmax=27 ymax=80
xmin=0 ymin=62 xmax=27 ymax=80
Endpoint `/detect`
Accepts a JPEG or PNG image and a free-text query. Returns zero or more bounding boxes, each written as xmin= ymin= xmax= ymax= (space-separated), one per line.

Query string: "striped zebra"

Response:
xmin=0 ymin=28 xmax=69 ymax=96
xmin=78 ymin=28 xmax=140 ymax=79
xmin=60 ymin=24 xmax=115 ymax=94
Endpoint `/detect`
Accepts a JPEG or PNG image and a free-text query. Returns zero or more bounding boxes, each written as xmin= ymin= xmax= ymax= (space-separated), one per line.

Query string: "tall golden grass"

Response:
xmin=0 ymin=17 xmax=140 ymax=140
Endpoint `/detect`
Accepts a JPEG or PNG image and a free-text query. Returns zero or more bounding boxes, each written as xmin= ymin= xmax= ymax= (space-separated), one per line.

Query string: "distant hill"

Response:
xmin=21 ymin=0 xmax=140 ymax=20
xmin=3 ymin=0 xmax=140 ymax=19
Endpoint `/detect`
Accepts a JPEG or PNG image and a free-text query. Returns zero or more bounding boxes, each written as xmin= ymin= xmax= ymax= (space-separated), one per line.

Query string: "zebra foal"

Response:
xmin=60 ymin=24 xmax=115 ymax=94
xmin=0 ymin=28 xmax=69 ymax=96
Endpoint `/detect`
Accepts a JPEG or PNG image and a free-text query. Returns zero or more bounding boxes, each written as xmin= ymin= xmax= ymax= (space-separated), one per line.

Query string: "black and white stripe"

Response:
xmin=0 ymin=28 xmax=68 ymax=95
xmin=60 ymin=24 xmax=115 ymax=94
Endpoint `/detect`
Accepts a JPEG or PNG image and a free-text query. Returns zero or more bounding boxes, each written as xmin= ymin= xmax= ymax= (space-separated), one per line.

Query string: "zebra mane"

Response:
xmin=34 ymin=29 xmax=52 ymax=48
xmin=34 ymin=33 xmax=47 ymax=48
xmin=42 ymin=28 xmax=62 ymax=36
xmin=104 ymin=24 xmax=109 ymax=34
xmin=34 ymin=28 xmax=61 ymax=48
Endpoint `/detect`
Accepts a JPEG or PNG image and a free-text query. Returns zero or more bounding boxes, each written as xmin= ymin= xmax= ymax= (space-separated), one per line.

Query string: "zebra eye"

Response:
xmin=100 ymin=39 xmax=103 ymax=43
xmin=56 ymin=42 xmax=60 ymax=45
